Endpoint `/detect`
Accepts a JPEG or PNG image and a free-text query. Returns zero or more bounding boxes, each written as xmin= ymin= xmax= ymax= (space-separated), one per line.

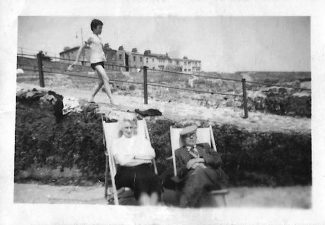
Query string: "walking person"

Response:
xmin=69 ymin=19 xmax=115 ymax=105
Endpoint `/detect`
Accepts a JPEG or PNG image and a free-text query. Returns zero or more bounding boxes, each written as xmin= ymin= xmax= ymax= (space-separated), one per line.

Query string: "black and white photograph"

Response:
xmin=1 ymin=0 xmax=325 ymax=225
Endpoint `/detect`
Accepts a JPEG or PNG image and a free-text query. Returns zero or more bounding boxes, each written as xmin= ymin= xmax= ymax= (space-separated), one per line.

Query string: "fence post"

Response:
xmin=241 ymin=78 xmax=248 ymax=118
xmin=143 ymin=66 xmax=148 ymax=104
xmin=37 ymin=51 xmax=45 ymax=87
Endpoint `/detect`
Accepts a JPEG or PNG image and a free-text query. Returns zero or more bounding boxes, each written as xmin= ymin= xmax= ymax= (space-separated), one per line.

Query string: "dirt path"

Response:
xmin=17 ymin=83 xmax=311 ymax=134
xmin=14 ymin=183 xmax=311 ymax=208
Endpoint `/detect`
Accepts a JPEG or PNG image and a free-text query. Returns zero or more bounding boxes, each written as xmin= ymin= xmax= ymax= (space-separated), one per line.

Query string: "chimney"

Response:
xmin=144 ymin=50 xmax=151 ymax=56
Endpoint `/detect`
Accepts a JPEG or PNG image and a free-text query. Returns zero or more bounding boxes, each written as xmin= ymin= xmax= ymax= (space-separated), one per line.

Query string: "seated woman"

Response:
xmin=111 ymin=115 xmax=162 ymax=204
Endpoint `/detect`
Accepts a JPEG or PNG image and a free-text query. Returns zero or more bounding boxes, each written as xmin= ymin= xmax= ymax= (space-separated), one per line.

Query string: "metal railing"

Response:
xmin=17 ymin=51 xmax=311 ymax=118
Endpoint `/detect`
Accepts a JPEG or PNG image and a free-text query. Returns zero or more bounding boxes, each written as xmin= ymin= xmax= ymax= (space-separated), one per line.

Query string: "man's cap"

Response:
xmin=180 ymin=125 xmax=198 ymax=136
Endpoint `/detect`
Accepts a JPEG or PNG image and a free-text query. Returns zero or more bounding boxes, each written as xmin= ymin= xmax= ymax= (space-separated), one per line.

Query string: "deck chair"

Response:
xmin=170 ymin=125 xmax=229 ymax=206
xmin=102 ymin=118 xmax=158 ymax=205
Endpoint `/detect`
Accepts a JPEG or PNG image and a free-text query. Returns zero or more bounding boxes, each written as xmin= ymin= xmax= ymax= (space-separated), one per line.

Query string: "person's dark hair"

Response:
xmin=90 ymin=19 xmax=103 ymax=31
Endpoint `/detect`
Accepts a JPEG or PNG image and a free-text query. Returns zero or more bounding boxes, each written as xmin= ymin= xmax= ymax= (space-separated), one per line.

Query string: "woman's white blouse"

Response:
xmin=112 ymin=135 xmax=155 ymax=166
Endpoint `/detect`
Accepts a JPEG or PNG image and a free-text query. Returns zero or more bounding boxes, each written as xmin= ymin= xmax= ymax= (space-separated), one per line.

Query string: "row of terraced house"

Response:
xmin=59 ymin=45 xmax=201 ymax=74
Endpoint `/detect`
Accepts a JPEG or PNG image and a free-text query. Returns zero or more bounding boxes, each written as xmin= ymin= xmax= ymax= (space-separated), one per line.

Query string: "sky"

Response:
xmin=18 ymin=16 xmax=310 ymax=72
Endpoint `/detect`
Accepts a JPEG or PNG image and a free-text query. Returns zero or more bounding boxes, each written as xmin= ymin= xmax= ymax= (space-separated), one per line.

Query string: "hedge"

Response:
xmin=15 ymin=89 xmax=311 ymax=186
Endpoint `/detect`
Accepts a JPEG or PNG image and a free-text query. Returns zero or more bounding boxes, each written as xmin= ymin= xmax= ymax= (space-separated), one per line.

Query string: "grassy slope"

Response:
xmin=18 ymin=83 xmax=309 ymax=134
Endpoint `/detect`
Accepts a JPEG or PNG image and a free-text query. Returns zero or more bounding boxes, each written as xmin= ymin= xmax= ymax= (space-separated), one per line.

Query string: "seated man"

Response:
xmin=175 ymin=125 xmax=228 ymax=207
xmin=112 ymin=116 xmax=162 ymax=204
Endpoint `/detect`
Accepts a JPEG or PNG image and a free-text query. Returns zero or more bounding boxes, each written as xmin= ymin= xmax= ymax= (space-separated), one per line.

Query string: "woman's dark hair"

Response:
xmin=90 ymin=19 xmax=103 ymax=31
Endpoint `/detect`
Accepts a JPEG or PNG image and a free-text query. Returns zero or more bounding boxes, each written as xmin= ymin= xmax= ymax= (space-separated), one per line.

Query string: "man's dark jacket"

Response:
xmin=174 ymin=143 xmax=228 ymax=188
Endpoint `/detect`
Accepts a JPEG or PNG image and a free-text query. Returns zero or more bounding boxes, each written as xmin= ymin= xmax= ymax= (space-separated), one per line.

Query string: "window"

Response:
xmin=184 ymin=69 xmax=187 ymax=72
xmin=176 ymin=61 xmax=179 ymax=65
xmin=184 ymin=62 xmax=187 ymax=65
xmin=140 ymin=57 xmax=143 ymax=62
xmin=152 ymin=58 xmax=154 ymax=62
xmin=133 ymin=56 xmax=136 ymax=61
xmin=119 ymin=54 xmax=122 ymax=60
xmin=188 ymin=62 xmax=191 ymax=65
xmin=188 ymin=69 xmax=191 ymax=72
xmin=146 ymin=57 xmax=148 ymax=63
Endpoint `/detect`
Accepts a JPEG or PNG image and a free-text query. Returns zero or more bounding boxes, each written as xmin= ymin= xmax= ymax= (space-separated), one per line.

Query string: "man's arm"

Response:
xmin=175 ymin=149 xmax=189 ymax=178
xmin=200 ymin=143 xmax=222 ymax=168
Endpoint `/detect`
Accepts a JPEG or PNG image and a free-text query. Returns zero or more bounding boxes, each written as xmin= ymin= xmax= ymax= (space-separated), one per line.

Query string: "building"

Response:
xmin=59 ymin=45 xmax=201 ymax=74
xmin=59 ymin=46 xmax=88 ymax=65
xmin=128 ymin=49 xmax=201 ymax=73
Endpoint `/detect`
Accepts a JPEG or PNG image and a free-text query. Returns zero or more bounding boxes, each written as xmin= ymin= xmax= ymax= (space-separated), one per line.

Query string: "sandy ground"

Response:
xmin=14 ymin=183 xmax=311 ymax=208
xmin=17 ymin=83 xmax=311 ymax=134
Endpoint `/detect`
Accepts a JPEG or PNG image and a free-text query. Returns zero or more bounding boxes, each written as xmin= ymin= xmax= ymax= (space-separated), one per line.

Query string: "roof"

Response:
xmin=172 ymin=57 xmax=201 ymax=62
xmin=142 ymin=54 xmax=200 ymax=62
xmin=149 ymin=53 xmax=171 ymax=60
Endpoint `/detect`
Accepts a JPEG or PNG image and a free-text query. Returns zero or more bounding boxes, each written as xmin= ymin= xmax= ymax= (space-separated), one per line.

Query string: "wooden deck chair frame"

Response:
xmin=170 ymin=125 xmax=229 ymax=206
xmin=102 ymin=117 xmax=158 ymax=205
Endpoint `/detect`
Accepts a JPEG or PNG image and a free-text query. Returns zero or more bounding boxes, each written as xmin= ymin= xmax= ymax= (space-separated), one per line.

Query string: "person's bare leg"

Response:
xmin=89 ymin=73 xmax=104 ymax=102
xmin=95 ymin=65 xmax=115 ymax=105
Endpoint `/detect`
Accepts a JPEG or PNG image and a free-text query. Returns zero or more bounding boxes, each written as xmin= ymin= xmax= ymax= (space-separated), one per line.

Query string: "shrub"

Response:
xmin=15 ymin=90 xmax=311 ymax=186
xmin=147 ymin=119 xmax=174 ymax=173
xmin=247 ymin=88 xmax=311 ymax=118
xmin=129 ymin=84 xmax=136 ymax=91
xmin=15 ymin=91 xmax=106 ymax=182
xmin=212 ymin=125 xmax=311 ymax=186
